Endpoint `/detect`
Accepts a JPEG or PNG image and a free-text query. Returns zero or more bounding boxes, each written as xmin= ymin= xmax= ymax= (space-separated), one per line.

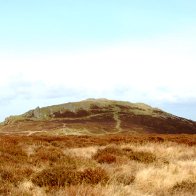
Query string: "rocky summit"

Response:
xmin=0 ymin=98 xmax=196 ymax=136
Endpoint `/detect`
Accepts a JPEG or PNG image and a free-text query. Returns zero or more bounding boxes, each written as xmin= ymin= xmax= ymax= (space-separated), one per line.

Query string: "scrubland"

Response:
xmin=0 ymin=134 xmax=196 ymax=196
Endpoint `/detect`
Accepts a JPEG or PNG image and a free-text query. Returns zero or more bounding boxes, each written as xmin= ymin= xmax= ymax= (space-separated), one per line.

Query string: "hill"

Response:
xmin=0 ymin=98 xmax=196 ymax=135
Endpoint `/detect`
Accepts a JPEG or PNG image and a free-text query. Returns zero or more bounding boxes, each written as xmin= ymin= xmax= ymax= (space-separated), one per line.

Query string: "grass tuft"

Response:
xmin=81 ymin=167 xmax=109 ymax=185
xmin=171 ymin=180 xmax=196 ymax=193
xmin=32 ymin=166 xmax=108 ymax=187
xmin=128 ymin=151 xmax=156 ymax=163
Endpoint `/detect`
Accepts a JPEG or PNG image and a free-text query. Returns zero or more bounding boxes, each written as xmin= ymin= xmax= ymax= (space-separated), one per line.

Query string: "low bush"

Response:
xmin=0 ymin=169 xmax=16 ymax=184
xmin=32 ymin=166 xmax=81 ymax=187
xmin=116 ymin=174 xmax=135 ymax=185
xmin=0 ymin=182 xmax=12 ymax=195
xmin=93 ymin=146 xmax=155 ymax=164
xmin=0 ymin=166 xmax=34 ymax=185
xmin=94 ymin=153 xmax=117 ymax=164
xmin=32 ymin=147 xmax=64 ymax=163
xmin=128 ymin=151 xmax=156 ymax=163
xmin=93 ymin=146 xmax=124 ymax=164
xmin=32 ymin=167 xmax=109 ymax=187
xmin=97 ymin=146 xmax=124 ymax=156
xmin=81 ymin=167 xmax=109 ymax=185
xmin=171 ymin=180 xmax=196 ymax=193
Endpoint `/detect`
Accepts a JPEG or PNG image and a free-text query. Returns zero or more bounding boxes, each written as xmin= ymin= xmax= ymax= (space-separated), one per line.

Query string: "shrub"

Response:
xmin=32 ymin=167 xmax=109 ymax=187
xmin=0 ymin=167 xmax=34 ymax=185
xmin=0 ymin=182 xmax=12 ymax=195
xmin=0 ymin=169 xmax=16 ymax=183
xmin=94 ymin=153 xmax=116 ymax=164
xmin=171 ymin=181 xmax=196 ymax=193
xmin=81 ymin=167 xmax=109 ymax=185
xmin=32 ymin=166 xmax=81 ymax=187
xmin=97 ymin=146 xmax=124 ymax=156
xmin=116 ymin=174 xmax=135 ymax=185
xmin=0 ymin=141 xmax=27 ymax=164
xmin=128 ymin=151 xmax=156 ymax=163
xmin=32 ymin=147 xmax=64 ymax=163
xmin=32 ymin=147 xmax=81 ymax=170
xmin=93 ymin=146 xmax=124 ymax=164
xmin=93 ymin=146 xmax=156 ymax=164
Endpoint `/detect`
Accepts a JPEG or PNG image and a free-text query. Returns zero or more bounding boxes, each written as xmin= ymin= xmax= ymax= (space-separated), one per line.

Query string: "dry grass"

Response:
xmin=0 ymin=133 xmax=195 ymax=195
xmin=32 ymin=166 xmax=108 ymax=187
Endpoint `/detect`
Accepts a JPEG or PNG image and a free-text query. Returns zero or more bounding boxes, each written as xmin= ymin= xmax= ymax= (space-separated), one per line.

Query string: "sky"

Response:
xmin=0 ymin=0 xmax=196 ymax=121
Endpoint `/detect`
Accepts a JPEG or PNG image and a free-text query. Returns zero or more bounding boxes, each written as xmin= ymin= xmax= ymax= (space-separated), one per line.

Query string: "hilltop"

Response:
xmin=0 ymin=98 xmax=196 ymax=135
xmin=0 ymin=99 xmax=196 ymax=195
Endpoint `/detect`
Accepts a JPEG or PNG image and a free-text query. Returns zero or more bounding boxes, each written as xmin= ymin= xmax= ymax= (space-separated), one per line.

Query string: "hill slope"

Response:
xmin=0 ymin=98 xmax=196 ymax=135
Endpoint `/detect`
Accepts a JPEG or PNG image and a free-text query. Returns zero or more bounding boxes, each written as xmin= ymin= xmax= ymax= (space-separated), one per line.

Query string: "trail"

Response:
xmin=27 ymin=130 xmax=48 ymax=136
xmin=55 ymin=113 xmax=108 ymax=120
xmin=113 ymin=107 xmax=122 ymax=132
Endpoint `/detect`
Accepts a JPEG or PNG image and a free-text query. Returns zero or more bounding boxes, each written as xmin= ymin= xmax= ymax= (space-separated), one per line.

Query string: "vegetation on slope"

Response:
xmin=1 ymin=99 xmax=196 ymax=134
xmin=0 ymin=134 xmax=196 ymax=195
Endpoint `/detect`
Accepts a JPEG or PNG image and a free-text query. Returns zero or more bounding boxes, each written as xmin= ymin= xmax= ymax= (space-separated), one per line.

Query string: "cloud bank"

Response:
xmin=0 ymin=37 xmax=196 ymax=121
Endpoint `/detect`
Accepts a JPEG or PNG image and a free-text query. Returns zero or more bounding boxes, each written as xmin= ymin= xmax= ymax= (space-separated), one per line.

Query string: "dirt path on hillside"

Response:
xmin=113 ymin=107 xmax=122 ymax=131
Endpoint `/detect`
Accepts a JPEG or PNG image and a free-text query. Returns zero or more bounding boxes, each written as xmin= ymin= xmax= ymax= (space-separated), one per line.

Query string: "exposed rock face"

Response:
xmin=33 ymin=107 xmax=41 ymax=119
xmin=0 ymin=99 xmax=196 ymax=135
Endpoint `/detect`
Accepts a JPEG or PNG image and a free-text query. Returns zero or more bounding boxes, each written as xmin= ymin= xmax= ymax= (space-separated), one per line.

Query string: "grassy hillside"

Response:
xmin=0 ymin=134 xmax=196 ymax=195
xmin=1 ymin=99 xmax=196 ymax=135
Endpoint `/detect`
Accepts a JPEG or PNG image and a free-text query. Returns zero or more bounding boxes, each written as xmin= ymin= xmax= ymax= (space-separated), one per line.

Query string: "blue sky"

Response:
xmin=0 ymin=0 xmax=196 ymax=121
xmin=1 ymin=0 xmax=196 ymax=51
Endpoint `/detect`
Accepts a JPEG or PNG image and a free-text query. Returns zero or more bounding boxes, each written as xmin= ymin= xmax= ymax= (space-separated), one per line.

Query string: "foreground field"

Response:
xmin=0 ymin=134 xmax=196 ymax=196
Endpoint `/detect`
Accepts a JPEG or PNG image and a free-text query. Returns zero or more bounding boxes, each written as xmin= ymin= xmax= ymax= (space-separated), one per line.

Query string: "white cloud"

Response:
xmin=0 ymin=36 xmax=196 ymax=107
